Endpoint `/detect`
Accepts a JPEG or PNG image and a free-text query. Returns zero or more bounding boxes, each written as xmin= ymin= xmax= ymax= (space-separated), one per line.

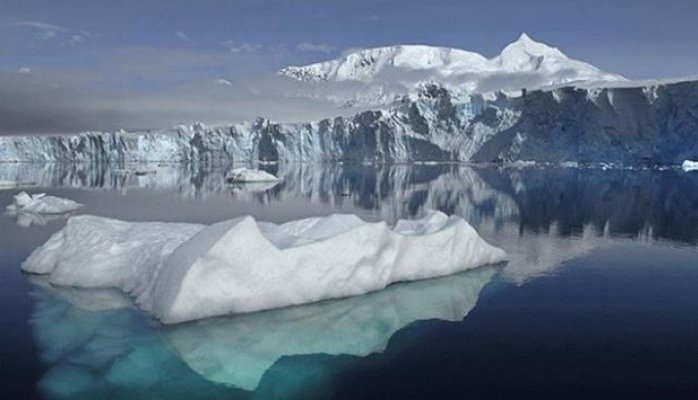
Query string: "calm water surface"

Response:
xmin=1 ymin=163 xmax=698 ymax=399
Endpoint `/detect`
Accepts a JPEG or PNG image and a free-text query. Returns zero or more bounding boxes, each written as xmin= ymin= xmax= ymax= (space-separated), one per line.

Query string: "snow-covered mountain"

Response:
xmin=279 ymin=34 xmax=626 ymax=107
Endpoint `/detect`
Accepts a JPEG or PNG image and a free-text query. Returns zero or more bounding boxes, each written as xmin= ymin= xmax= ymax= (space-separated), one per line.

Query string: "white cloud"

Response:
xmin=175 ymin=31 xmax=192 ymax=43
xmin=227 ymin=41 xmax=260 ymax=53
xmin=2 ymin=21 xmax=89 ymax=46
xmin=17 ymin=67 xmax=31 ymax=74
xmin=297 ymin=42 xmax=335 ymax=53
xmin=69 ymin=34 xmax=87 ymax=45
xmin=5 ymin=21 xmax=66 ymax=40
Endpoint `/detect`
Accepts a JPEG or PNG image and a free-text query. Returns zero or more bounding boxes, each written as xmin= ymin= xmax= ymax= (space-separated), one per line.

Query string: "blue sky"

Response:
xmin=1 ymin=0 xmax=697 ymax=133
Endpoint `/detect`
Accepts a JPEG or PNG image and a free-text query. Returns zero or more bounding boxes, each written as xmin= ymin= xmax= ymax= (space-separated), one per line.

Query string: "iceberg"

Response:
xmin=23 ymin=211 xmax=506 ymax=323
xmin=6 ymin=191 xmax=82 ymax=214
xmin=226 ymin=167 xmax=279 ymax=182
xmin=682 ymin=160 xmax=698 ymax=172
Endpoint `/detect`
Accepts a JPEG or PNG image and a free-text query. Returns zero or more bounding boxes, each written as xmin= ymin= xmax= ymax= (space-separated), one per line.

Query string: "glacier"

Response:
xmin=22 ymin=211 xmax=506 ymax=323
xmin=1 ymin=79 xmax=696 ymax=165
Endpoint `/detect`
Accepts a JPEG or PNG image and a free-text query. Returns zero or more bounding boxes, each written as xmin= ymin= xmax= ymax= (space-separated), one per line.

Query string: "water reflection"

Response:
xmin=28 ymin=266 xmax=496 ymax=398
xmin=3 ymin=163 xmax=697 ymax=244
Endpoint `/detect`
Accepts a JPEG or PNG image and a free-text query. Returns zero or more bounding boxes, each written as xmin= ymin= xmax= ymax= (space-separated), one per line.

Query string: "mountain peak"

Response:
xmin=501 ymin=33 xmax=565 ymax=59
xmin=517 ymin=32 xmax=534 ymax=43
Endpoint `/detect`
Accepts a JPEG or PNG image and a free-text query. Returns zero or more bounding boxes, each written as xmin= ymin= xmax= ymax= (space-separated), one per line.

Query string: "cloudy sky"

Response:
xmin=1 ymin=0 xmax=697 ymax=134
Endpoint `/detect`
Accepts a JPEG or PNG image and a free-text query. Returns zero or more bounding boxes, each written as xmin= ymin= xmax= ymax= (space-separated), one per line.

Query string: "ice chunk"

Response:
xmin=23 ymin=211 xmax=506 ymax=323
xmin=0 ymin=180 xmax=19 ymax=188
xmin=163 ymin=266 xmax=497 ymax=390
xmin=226 ymin=168 xmax=279 ymax=182
xmin=682 ymin=160 xmax=698 ymax=172
xmin=6 ymin=191 xmax=82 ymax=214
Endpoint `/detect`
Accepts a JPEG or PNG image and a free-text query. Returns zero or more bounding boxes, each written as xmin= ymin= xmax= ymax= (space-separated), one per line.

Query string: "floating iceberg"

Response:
xmin=23 ymin=211 xmax=506 ymax=323
xmin=226 ymin=168 xmax=279 ymax=183
xmin=6 ymin=192 xmax=82 ymax=214
xmin=682 ymin=160 xmax=698 ymax=172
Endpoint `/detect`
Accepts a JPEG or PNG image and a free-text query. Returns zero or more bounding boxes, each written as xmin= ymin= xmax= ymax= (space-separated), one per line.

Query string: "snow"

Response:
xmin=6 ymin=192 xmax=82 ymax=214
xmin=22 ymin=211 xmax=506 ymax=324
xmin=682 ymin=160 xmax=698 ymax=171
xmin=279 ymin=33 xmax=626 ymax=107
xmin=23 ymin=215 xmax=203 ymax=284
xmin=560 ymin=161 xmax=580 ymax=168
xmin=280 ymin=33 xmax=625 ymax=85
xmin=507 ymin=160 xmax=538 ymax=169
xmin=226 ymin=168 xmax=279 ymax=182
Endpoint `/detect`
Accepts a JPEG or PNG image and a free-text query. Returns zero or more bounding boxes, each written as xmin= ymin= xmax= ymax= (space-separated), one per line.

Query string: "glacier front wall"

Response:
xmin=1 ymin=81 xmax=697 ymax=164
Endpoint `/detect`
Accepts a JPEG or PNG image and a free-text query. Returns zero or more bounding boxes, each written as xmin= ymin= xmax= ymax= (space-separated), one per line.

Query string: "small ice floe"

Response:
xmin=225 ymin=168 xmax=279 ymax=183
xmin=559 ymin=161 xmax=579 ymax=168
xmin=6 ymin=192 xmax=82 ymax=214
xmin=681 ymin=160 xmax=698 ymax=172
xmin=22 ymin=211 xmax=506 ymax=324
xmin=507 ymin=160 xmax=537 ymax=169
xmin=0 ymin=180 xmax=19 ymax=188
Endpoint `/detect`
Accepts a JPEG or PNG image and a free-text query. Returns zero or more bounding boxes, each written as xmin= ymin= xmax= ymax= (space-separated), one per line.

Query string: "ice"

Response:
xmin=163 ymin=266 xmax=497 ymax=390
xmin=507 ymin=160 xmax=538 ymax=169
xmin=682 ymin=160 xmax=698 ymax=171
xmin=28 ymin=285 xmax=235 ymax=400
xmin=0 ymin=180 xmax=19 ymax=188
xmin=23 ymin=215 xmax=203 ymax=285
xmin=226 ymin=168 xmax=279 ymax=182
xmin=23 ymin=211 xmax=506 ymax=324
xmin=6 ymin=191 xmax=82 ymax=214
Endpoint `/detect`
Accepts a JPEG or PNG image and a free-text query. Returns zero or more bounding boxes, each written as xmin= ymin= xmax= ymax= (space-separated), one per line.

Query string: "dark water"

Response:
xmin=1 ymin=163 xmax=698 ymax=399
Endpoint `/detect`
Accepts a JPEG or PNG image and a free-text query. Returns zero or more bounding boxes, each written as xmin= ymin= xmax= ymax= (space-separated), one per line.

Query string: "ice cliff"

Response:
xmin=1 ymin=80 xmax=696 ymax=165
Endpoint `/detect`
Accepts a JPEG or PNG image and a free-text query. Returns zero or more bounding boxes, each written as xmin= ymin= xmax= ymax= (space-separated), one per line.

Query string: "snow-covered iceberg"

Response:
xmin=682 ymin=160 xmax=698 ymax=172
xmin=22 ymin=211 xmax=506 ymax=323
xmin=6 ymin=192 xmax=82 ymax=214
xmin=226 ymin=167 xmax=279 ymax=182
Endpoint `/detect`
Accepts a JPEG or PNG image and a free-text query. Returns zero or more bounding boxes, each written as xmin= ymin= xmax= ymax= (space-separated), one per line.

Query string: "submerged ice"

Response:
xmin=28 ymin=264 xmax=495 ymax=397
xmin=22 ymin=211 xmax=506 ymax=323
